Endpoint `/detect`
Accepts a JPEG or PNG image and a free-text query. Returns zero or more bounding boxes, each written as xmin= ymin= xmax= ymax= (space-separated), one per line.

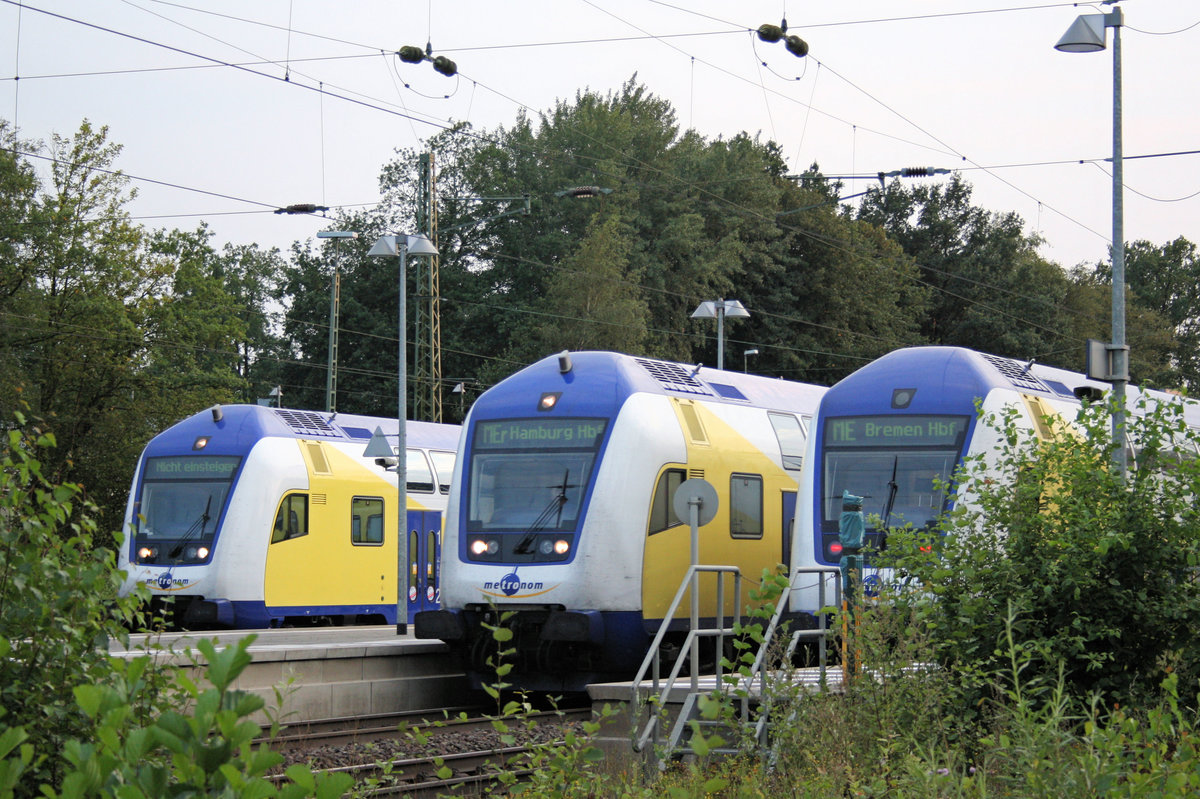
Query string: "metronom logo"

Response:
xmin=484 ymin=572 xmax=545 ymax=596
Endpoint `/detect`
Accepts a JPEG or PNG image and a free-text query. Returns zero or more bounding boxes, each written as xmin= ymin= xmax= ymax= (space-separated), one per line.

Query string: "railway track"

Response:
xmin=267 ymin=705 xmax=592 ymax=796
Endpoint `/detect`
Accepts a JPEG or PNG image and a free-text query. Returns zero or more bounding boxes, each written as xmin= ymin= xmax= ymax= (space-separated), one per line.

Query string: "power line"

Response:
xmin=0 ymin=0 xmax=1161 ymax=364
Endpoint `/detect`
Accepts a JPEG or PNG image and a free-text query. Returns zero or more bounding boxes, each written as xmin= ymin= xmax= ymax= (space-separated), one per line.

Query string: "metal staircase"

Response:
xmin=631 ymin=565 xmax=842 ymax=767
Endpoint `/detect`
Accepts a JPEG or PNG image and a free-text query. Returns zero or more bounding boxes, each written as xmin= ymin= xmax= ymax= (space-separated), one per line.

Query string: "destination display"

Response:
xmin=824 ymin=415 xmax=969 ymax=449
xmin=474 ymin=418 xmax=607 ymax=450
xmin=144 ymin=456 xmax=240 ymax=480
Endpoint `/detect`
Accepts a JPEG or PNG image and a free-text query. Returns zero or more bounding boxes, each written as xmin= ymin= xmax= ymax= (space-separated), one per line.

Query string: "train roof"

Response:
xmin=470 ymin=350 xmax=827 ymax=421
xmin=823 ymin=346 xmax=1200 ymax=423
xmin=143 ymin=404 xmax=460 ymax=458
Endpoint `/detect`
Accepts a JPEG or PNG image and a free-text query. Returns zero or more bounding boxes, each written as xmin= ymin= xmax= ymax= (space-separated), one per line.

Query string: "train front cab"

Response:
xmin=416 ymin=409 xmax=625 ymax=691
xmin=801 ymin=347 xmax=1111 ymax=597
xmin=418 ymin=353 xmax=822 ymax=692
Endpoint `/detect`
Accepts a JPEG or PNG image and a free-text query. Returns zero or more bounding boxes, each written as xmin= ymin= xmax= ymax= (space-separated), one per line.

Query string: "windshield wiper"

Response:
xmin=879 ymin=456 xmax=899 ymax=551
xmin=513 ymin=469 xmax=574 ymax=554
xmin=168 ymin=495 xmax=212 ymax=559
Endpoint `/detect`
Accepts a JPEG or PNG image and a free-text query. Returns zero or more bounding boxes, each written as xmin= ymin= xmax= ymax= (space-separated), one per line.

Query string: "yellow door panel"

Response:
xmin=642 ymin=401 xmax=798 ymax=622
xmin=265 ymin=440 xmax=402 ymax=611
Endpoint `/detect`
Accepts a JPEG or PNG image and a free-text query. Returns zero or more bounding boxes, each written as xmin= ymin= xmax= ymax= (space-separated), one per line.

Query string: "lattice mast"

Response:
xmin=413 ymin=152 xmax=442 ymax=422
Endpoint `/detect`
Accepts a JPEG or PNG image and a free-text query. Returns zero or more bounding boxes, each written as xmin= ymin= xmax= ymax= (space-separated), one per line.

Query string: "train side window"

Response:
xmin=730 ymin=474 xmax=763 ymax=539
xmin=409 ymin=529 xmax=420 ymax=586
xmin=768 ymin=412 xmax=806 ymax=470
xmin=352 ymin=496 xmax=384 ymax=545
xmin=271 ymin=493 xmax=309 ymax=543
xmin=429 ymin=450 xmax=456 ymax=494
xmin=407 ymin=449 xmax=435 ymax=493
xmin=428 ymin=529 xmax=439 ymax=591
xmin=648 ymin=468 xmax=686 ymax=535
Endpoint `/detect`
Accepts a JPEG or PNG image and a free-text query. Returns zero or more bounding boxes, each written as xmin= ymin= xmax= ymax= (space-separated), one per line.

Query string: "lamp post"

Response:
xmin=1056 ymin=3 xmax=1128 ymax=478
xmin=691 ymin=299 xmax=750 ymax=371
xmin=743 ymin=348 xmax=759 ymax=374
xmin=451 ymin=382 xmax=465 ymax=420
xmin=317 ymin=230 xmax=359 ymax=413
xmin=368 ymin=233 xmax=439 ymax=634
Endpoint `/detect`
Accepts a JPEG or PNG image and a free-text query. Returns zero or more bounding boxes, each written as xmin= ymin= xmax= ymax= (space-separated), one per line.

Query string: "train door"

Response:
xmin=781 ymin=490 xmax=797 ymax=570
xmin=406 ymin=509 xmax=442 ymax=616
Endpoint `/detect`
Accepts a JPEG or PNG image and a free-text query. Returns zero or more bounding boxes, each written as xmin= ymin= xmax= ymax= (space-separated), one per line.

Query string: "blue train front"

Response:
xmin=793 ymin=346 xmax=1124 ymax=600
xmin=118 ymin=404 xmax=459 ymax=629
xmin=417 ymin=351 xmax=827 ymax=692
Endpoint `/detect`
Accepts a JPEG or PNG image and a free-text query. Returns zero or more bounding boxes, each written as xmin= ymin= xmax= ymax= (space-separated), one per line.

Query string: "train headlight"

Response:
xmin=470 ymin=539 xmax=488 ymax=555
xmin=487 ymin=540 xmax=499 ymax=555
xmin=185 ymin=546 xmax=198 ymax=560
xmin=197 ymin=546 xmax=210 ymax=560
xmin=539 ymin=539 xmax=554 ymax=555
xmin=554 ymin=539 xmax=570 ymax=555
xmin=137 ymin=546 xmax=154 ymax=561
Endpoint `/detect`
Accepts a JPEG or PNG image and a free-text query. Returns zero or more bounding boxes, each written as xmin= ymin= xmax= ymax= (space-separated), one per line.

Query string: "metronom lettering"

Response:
xmin=483 ymin=580 xmax=545 ymax=591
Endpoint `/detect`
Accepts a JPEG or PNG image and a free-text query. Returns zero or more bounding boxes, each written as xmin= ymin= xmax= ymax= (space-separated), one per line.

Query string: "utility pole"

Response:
xmin=413 ymin=152 xmax=442 ymax=422
xmin=317 ymin=231 xmax=359 ymax=413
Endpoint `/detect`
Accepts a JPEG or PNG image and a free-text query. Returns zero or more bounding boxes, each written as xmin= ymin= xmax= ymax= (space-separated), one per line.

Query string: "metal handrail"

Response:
xmin=632 ymin=564 xmax=843 ymax=759
xmin=630 ymin=564 xmax=744 ymax=752
xmin=742 ymin=566 xmax=841 ymax=746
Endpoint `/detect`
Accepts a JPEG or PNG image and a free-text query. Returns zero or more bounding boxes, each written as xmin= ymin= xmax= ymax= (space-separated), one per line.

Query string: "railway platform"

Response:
xmin=110 ymin=626 xmax=468 ymax=724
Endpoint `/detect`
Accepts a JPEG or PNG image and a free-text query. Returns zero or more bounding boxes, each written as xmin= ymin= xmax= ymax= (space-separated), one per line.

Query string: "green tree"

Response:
xmin=363 ymin=79 xmax=930 ymax=395
xmin=528 ymin=213 xmax=647 ymax=354
xmin=0 ymin=414 xmax=145 ymax=792
xmin=273 ymin=215 xmax=403 ymax=415
xmin=0 ymin=121 xmax=251 ymax=537
xmin=856 ymin=174 xmax=1076 ymax=365
xmin=1120 ymin=237 xmax=1200 ymax=391
xmin=0 ymin=414 xmax=351 ymax=798
xmin=0 ymin=122 xmax=39 ymax=302
xmin=1066 ymin=261 xmax=1180 ymax=390
xmin=763 ymin=166 xmax=927 ymax=383
xmin=217 ymin=240 xmax=289 ymax=404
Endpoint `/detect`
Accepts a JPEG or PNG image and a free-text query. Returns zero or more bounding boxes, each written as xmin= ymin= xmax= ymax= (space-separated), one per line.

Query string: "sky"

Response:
xmin=1 ymin=0 xmax=1197 ymax=273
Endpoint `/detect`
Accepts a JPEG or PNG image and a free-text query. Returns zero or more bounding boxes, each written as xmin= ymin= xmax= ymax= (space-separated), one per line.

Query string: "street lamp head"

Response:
xmin=318 ymin=231 xmax=360 ymax=240
xmin=1056 ymin=14 xmax=1108 ymax=52
xmin=368 ymin=234 xmax=439 ymax=258
xmin=723 ymin=300 xmax=750 ymax=319
xmin=368 ymin=235 xmax=399 ymax=257
xmin=745 ymin=348 xmax=759 ymax=357
xmin=407 ymin=234 xmax=439 ymax=256
xmin=691 ymin=299 xmax=751 ymax=319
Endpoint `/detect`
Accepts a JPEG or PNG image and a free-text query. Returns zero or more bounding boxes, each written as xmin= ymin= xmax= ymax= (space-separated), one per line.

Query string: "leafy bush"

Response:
xmin=0 ymin=412 xmax=149 ymax=791
xmin=884 ymin=395 xmax=1200 ymax=714
xmin=0 ymin=413 xmax=350 ymax=798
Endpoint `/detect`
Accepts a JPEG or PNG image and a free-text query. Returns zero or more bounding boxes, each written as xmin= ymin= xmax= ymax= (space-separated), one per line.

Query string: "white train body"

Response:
xmin=117 ymin=405 xmax=458 ymax=628
xmin=417 ymin=351 xmax=827 ymax=691
xmin=793 ymin=346 xmax=1200 ymax=611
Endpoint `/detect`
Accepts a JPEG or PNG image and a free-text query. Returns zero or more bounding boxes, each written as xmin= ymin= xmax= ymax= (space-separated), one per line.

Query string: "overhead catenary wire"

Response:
xmin=0 ymin=0 xmax=1186 ymax=369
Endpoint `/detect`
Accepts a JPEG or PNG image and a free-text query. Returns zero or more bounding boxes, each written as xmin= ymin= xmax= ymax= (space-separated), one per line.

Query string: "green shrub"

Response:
xmin=884 ymin=395 xmax=1200 ymax=715
xmin=0 ymin=413 xmax=350 ymax=798
xmin=0 ymin=412 xmax=149 ymax=791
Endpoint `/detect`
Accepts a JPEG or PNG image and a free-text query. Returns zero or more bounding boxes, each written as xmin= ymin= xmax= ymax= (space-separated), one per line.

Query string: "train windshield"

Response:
xmin=467 ymin=418 xmax=607 ymax=532
xmin=133 ymin=456 xmax=240 ymax=561
xmin=821 ymin=415 xmax=969 ymax=530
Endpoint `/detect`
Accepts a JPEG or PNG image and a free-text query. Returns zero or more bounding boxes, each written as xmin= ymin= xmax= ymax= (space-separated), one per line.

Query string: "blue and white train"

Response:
xmin=792 ymin=345 xmax=1200 ymax=608
xmin=118 ymin=404 xmax=459 ymax=629
xmin=416 ymin=351 xmax=828 ymax=692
